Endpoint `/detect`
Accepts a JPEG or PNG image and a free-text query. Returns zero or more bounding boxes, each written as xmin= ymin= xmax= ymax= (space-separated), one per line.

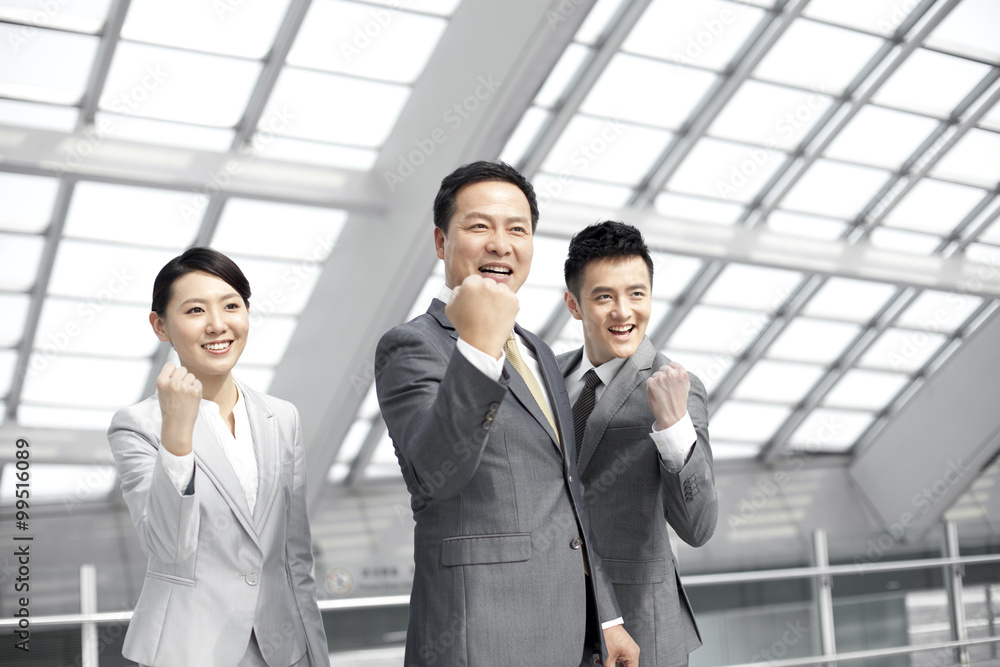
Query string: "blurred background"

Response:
xmin=0 ymin=0 xmax=998 ymax=664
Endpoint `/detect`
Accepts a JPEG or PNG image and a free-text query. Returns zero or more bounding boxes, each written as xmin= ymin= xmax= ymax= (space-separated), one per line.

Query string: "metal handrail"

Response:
xmin=723 ymin=635 xmax=1000 ymax=667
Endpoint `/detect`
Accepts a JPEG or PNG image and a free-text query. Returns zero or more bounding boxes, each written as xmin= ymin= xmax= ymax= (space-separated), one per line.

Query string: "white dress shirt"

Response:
xmin=159 ymin=383 xmax=259 ymax=515
xmin=565 ymin=348 xmax=697 ymax=473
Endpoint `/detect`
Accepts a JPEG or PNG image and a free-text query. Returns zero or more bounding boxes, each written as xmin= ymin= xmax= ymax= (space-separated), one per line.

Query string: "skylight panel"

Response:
xmin=513 ymin=285 xmax=565 ymax=333
xmin=574 ymin=0 xmax=628 ymax=45
xmin=823 ymin=105 xmax=938 ymax=170
xmin=859 ymin=327 xmax=948 ymax=373
xmin=0 ymin=173 xmax=59 ymax=233
xmin=93 ymin=112 xmax=235 ymax=152
xmin=403 ymin=271 xmax=446 ymax=324
xmin=766 ymin=210 xmax=847 ymax=241
xmin=871 ymin=48 xmax=991 ymax=119
xmin=981 ymin=217 xmax=1000 ymax=245
xmin=0 ymin=25 xmax=99 ymax=104
xmin=262 ymin=68 xmax=409 ymax=147
xmin=213 ymin=199 xmax=347 ymax=261
xmin=702 ymin=264 xmax=804 ymax=311
xmin=34 ymin=300 xmax=156 ymax=358
xmin=766 ymin=317 xmax=861 ymax=364
xmin=240 ymin=314 xmax=296 ymax=366
xmin=17 ymin=404 xmax=117 ymax=429
xmin=0 ymin=98 xmax=78 ymax=132
xmin=711 ymin=442 xmax=760 ymax=459
xmin=868 ymin=227 xmax=942 ymax=255
xmin=47 ymin=241 xmax=176 ymax=305
xmin=289 ymin=1 xmax=447 ymax=84
xmin=965 ymin=243 xmax=1000 ymax=266
xmin=895 ymin=290 xmax=983 ymax=334
xmin=623 ymin=0 xmax=765 ymax=72
xmin=667 ymin=137 xmax=787 ymax=204
xmin=802 ymin=277 xmax=898 ymax=322
xmin=980 ymin=100 xmax=1000 ymax=132
xmin=363 ymin=0 xmax=461 ymax=15
xmin=499 ymin=107 xmax=551 ymax=167
xmin=20 ymin=355 xmax=150 ymax=409
xmin=121 ymin=0 xmax=292 ymax=59
xmin=654 ymin=192 xmax=745 ymax=226
xmin=365 ymin=432 xmax=402 ymax=479
xmin=0 ymin=293 xmax=30 ymax=347
xmin=752 ymin=19 xmax=885 ymax=96
xmin=229 ymin=364 xmax=274 ymax=394
xmin=101 ymin=42 xmax=261 ymax=127
xmin=228 ymin=256 xmax=321 ymax=317
xmin=787 ymin=408 xmax=875 ymax=452
xmin=710 ymin=400 xmax=792 ymax=442
xmin=0 ymin=463 xmax=116 ymax=504
xmin=0 ymin=349 xmax=15 ymax=397
xmin=709 ymin=80 xmax=834 ymax=151
xmin=659 ymin=349 xmax=734 ymax=394
xmin=250 ymin=136 xmax=379 ymax=170
xmin=780 ymin=159 xmax=891 ymax=219
xmin=532 ymin=174 xmax=633 ymax=210
xmin=732 ymin=360 xmax=826 ymax=404
xmin=581 ymin=54 xmax=717 ymax=130
xmin=924 ymin=0 xmax=1000 ymax=64
xmin=667 ymin=305 xmax=771 ymax=355
xmin=64 ymin=182 xmax=201 ymax=248
xmin=822 ymin=368 xmax=910 ymax=411
xmin=0 ymin=233 xmax=45 ymax=291
xmin=534 ymin=43 xmax=591 ymax=108
xmin=524 ymin=235 xmax=570 ymax=289
xmin=882 ymin=179 xmax=986 ymax=236
xmin=0 ymin=0 xmax=111 ymax=33
xmin=803 ymin=0 xmax=918 ymax=37
xmin=541 ymin=115 xmax=672 ymax=186
xmin=930 ymin=128 xmax=1000 ymax=189
xmin=649 ymin=252 xmax=704 ymax=301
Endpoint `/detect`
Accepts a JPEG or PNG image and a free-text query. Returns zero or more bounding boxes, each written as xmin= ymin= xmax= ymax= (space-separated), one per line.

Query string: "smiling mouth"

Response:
xmin=608 ymin=325 xmax=635 ymax=338
xmin=479 ymin=265 xmax=513 ymax=277
xmin=202 ymin=341 xmax=232 ymax=351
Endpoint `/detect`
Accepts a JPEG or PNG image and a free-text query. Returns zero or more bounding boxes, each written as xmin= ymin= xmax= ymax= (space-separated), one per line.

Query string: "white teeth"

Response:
xmin=203 ymin=342 xmax=230 ymax=350
xmin=480 ymin=267 xmax=512 ymax=274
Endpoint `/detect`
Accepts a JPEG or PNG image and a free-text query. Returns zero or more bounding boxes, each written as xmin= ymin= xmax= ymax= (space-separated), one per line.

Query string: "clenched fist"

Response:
xmin=646 ymin=360 xmax=690 ymax=431
xmin=156 ymin=362 xmax=202 ymax=456
xmin=445 ymin=274 xmax=519 ymax=359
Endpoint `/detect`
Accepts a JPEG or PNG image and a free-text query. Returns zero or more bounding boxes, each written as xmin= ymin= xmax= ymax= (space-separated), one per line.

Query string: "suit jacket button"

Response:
xmin=570 ymin=537 xmax=583 ymax=550
xmin=489 ymin=402 xmax=500 ymax=411
xmin=245 ymin=571 xmax=260 ymax=585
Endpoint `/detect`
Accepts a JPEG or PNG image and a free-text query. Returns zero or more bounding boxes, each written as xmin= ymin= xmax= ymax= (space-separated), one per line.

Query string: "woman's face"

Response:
xmin=149 ymin=270 xmax=249 ymax=383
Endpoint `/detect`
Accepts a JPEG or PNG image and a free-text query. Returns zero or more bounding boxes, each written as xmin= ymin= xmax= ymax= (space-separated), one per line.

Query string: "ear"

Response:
xmin=564 ymin=290 xmax=583 ymax=321
xmin=149 ymin=311 xmax=171 ymax=342
xmin=434 ymin=227 xmax=446 ymax=261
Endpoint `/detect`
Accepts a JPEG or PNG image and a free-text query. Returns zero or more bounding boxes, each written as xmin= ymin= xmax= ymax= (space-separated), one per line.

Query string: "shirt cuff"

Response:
xmin=601 ymin=617 xmax=624 ymax=629
xmin=650 ymin=412 xmax=696 ymax=473
xmin=159 ymin=446 xmax=195 ymax=495
xmin=456 ymin=337 xmax=505 ymax=382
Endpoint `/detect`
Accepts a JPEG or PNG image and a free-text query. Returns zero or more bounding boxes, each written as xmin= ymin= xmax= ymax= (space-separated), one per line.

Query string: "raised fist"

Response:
xmin=646 ymin=360 xmax=690 ymax=431
xmin=446 ymin=274 xmax=520 ymax=359
xmin=156 ymin=362 xmax=202 ymax=456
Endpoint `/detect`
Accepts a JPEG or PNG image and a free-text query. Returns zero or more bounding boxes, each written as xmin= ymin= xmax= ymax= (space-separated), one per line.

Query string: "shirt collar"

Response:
xmin=574 ymin=351 xmax=627 ymax=389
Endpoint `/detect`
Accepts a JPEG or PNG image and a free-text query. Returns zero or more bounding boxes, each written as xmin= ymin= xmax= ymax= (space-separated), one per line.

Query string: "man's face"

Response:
xmin=565 ymin=256 xmax=652 ymax=366
xmin=434 ymin=181 xmax=534 ymax=293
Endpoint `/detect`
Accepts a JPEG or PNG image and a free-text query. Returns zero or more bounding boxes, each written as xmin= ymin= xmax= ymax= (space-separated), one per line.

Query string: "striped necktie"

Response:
xmin=573 ymin=369 xmax=601 ymax=461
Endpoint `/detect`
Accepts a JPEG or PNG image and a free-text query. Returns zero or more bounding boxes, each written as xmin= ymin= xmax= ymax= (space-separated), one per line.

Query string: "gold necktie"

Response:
xmin=504 ymin=334 xmax=559 ymax=442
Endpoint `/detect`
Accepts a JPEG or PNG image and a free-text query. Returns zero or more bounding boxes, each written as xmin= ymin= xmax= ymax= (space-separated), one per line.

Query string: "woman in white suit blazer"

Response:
xmin=108 ymin=248 xmax=329 ymax=667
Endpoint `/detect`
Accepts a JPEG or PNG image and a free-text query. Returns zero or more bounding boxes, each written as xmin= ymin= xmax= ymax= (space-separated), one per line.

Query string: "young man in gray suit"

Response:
xmin=375 ymin=162 xmax=639 ymax=666
xmin=558 ymin=221 xmax=718 ymax=667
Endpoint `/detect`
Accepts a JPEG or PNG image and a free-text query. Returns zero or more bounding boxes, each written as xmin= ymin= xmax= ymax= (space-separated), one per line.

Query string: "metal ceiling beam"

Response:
xmin=77 ymin=0 xmax=131 ymax=128
xmin=267 ymin=0 xmax=597 ymax=513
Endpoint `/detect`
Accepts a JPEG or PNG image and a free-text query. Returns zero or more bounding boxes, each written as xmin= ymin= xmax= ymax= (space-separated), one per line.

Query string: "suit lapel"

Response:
xmin=577 ymin=337 xmax=657 ymax=473
xmin=241 ymin=381 xmax=279 ymax=529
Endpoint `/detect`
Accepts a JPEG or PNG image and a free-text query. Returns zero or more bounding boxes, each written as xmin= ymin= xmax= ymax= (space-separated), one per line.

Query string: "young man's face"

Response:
xmin=565 ymin=256 xmax=652 ymax=366
xmin=434 ymin=181 xmax=534 ymax=293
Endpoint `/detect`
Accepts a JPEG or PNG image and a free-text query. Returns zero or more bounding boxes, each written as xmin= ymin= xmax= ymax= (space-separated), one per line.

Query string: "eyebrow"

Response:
xmin=588 ymin=283 xmax=649 ymax=296
xmin=178 ymin=292 xmax=241 ymax=307
xmin=462 ymin=211 xmax=530 ymax=224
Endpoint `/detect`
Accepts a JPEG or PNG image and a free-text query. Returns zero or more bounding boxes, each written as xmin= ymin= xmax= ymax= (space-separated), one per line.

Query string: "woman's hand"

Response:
xmin=157 ymin=362 xmax=202 ymax=456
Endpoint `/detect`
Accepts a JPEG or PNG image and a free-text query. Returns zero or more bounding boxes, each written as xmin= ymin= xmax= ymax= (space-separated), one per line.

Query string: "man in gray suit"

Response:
xmin=375 ymin=162 xmax=639 ymax=666
xmin=558 ymin=221 xmax=718 ymax=667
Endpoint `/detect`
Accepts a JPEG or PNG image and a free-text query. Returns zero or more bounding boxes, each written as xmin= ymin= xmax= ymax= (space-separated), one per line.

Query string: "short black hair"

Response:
xmin=564 ymin=221 xmax=654 ymax=298
xmin=151 ymin=247 xmax=251 ymax=317
xmin=432 ymin=160 xmax=539 ymax=234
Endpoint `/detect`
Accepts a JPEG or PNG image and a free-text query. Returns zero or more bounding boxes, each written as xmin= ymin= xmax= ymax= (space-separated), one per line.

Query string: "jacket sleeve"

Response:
xmin=375 ymin=323 xmax=508 ymax=504
xmin=659 ymin=373 xmax=719 ymax=547
xmin=283 ymin=404 xmax=330 ymax=667
xmin=108 ymin=406 xmax=201 ymax=563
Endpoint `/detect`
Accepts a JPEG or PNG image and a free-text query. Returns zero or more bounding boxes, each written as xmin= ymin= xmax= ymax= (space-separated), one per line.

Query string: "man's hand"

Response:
xmin=445 ymin=274 xmax=519 ymax=359
xmin=156 ymin=362 xmax=202 ymax=457
xmin=646 ymin=360 xmax=690 ymax=431
xmin=603 ymin=624 xmax=639 ymax=666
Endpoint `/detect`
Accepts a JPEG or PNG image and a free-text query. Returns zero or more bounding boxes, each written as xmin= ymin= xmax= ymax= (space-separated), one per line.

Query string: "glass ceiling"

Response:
xmin=1 ymin=0 xmax=998 ymax=500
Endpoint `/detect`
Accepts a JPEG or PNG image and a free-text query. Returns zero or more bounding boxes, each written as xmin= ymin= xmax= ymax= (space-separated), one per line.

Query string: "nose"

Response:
xmin=612 ymin=298 xmax=631 ymax=320
xmin=205 ymin=308 xmax=227 ymax=334
xmin=486 ymin=229 xmax=511 ymax=256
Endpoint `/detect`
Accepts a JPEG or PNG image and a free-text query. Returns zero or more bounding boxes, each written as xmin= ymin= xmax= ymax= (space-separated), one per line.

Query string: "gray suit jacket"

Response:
xmin=108 ymin=380 xmax=329 ymax=667
xmin=558 ymin=337 xmax=718 ymax=667
xmin=375 ymin=299 xmax=622 ymax=666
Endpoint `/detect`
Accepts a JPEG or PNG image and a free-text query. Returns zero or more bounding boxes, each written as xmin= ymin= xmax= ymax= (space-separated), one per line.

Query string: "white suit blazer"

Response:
xmin=108 ymin=380 xmax=329 ymax=667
